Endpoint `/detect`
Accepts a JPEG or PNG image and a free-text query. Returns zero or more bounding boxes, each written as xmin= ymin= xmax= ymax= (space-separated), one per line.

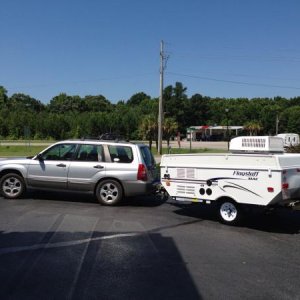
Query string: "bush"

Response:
xmin=285 ymin=145 xmax=300 ymax=153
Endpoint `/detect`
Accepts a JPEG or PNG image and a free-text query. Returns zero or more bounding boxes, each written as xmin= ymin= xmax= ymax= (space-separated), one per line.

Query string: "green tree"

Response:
xmin=186 ymin=94 xmax=211 ymax=126
xmin=163 ymin=117 xmax=178 ymax=147
xmin=127 ymin=92 xmax=150 ymax=106
xmin=0 ymin=86 xmax=8 ymax=106
xmin=244 ymin=121 xmax=263 ymax=136
xmin=48 ymin=93 xmax=85 ymax=113
xmin=164 ymin=82 xmax=188 ymax=131
xmin=279 ymin=107 xmax=300 ymax=134
xmin=83 ymin=95 xmax=112 ymax=112
xmin=9 ymin=93 xmax=44 ymax=112
xmin=139 ymin=114 xmax=157 ymax=149
xmin=41 ymin=114 xmax=71 ymax=139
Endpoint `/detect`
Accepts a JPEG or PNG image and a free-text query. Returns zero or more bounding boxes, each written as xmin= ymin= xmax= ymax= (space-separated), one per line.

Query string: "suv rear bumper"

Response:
xmin=123 ymin=180 xmax=159 ymax=197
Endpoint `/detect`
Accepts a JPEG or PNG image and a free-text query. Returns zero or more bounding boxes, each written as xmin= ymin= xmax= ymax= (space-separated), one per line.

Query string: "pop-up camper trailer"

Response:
xmin=160 ymin=136 xmax=300 ymax=224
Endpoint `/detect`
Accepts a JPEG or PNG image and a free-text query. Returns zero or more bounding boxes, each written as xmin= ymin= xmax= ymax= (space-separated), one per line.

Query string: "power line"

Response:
xmin=174 ymin=53 xmax=300 ymax=63
xmin=166 ymin=71 xmax=300 ymax=90
xmin=186 ymin=70 xmax=300 ymax=82
xmin=169 ymin=48 xmax=300 ymax=63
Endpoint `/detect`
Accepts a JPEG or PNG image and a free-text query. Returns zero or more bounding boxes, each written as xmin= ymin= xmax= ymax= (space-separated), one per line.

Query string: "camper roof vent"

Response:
xmin=230 ymin=136 xmax=284 ymax=153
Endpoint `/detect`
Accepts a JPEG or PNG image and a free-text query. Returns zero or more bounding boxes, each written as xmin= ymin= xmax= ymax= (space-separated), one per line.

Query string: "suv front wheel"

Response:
xmin=95 ymin=179 xmax=123 ymax=206
xmin=0 ymin=173 xmax=26 ymax=199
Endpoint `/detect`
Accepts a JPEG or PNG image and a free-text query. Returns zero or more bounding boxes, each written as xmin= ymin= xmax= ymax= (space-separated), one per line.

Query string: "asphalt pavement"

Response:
xmin=0 ymin=193 xmax=299 ymax=300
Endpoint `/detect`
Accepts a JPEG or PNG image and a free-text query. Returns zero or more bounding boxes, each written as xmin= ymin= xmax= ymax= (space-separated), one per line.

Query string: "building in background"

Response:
xmin=187 ymin=125 xmax=244 ymax=141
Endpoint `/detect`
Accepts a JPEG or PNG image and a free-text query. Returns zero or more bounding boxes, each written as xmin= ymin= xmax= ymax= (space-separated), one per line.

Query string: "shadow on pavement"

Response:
xmin=24 ymin=190 xmax=166 ymax=207
xmin=0 ymin=230 xmax=201 ymax=300
xmin=25 ymin=190 xmax=97 ymax=204
xmin=172 ymin=201 xmax=300 ymax=234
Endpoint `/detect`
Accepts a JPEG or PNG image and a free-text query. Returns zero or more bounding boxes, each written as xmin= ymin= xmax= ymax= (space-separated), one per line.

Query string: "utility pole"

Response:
xmin=276 ymin=114 xmax=279 ymax=135
xmin=225 ymin=108 xmax=229 ymax=151
xmin=158 ymin=40 xmax=165 ymax=155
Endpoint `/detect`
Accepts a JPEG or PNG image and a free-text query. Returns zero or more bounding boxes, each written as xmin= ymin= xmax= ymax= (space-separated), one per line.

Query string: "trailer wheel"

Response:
xmin=218 ymin=200 xmax=242 ymax=225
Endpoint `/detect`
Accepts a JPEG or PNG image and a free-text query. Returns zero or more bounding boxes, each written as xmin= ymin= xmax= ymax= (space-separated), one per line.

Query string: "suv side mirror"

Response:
xmin=36 ymin=153 xmax=44 ymax=161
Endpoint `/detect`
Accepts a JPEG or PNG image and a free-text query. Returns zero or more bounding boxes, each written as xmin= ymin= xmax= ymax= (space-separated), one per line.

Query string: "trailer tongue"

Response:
xmin=160 ymin=136 xmax=300 ymax=225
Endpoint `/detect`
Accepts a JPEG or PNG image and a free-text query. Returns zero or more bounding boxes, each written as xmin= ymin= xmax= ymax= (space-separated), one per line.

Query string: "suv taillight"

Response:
xmin=282 ymin=183 xmax=289 ymax=189
xmin=137 ymin=164 xmax=147 ymax=181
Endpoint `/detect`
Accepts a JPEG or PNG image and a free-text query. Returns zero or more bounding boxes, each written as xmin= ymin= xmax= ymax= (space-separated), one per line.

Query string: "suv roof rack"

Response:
xmin=99 ymin=133 xmax=127 ymax=141
xmin=79 ymin=133 xmax=130 ymax=143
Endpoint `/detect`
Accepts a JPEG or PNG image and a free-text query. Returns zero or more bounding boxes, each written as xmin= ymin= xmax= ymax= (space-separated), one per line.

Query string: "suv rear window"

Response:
xmin=108 ymin=145 xmax=133 ymax=163
xmin=140 ymin=146 xmax=155 ymax=168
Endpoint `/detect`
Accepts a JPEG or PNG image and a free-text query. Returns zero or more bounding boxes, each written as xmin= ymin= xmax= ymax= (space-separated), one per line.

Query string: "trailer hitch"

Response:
xmin=155 ymin=183 xmax=169 ymax=200
xmin=287 ymin=200 xmax=300 ymax=208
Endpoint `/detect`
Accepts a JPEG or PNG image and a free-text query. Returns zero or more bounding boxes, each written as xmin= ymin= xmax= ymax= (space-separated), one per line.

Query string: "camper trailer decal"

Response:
xmin=232 ymin=170 xmax=259 ymax=177
xmin=220 ymin=181 xmax=262 ymax=198
xmin=207 ymin=177 xmax=262 ymax=197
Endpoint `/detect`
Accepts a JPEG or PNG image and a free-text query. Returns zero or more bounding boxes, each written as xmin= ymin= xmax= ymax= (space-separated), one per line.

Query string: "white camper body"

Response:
xmin=160 ymin=136 xmax=300 ymax=224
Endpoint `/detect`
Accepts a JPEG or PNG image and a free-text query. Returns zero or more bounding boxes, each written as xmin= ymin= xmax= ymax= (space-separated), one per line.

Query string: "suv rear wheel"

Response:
xmin=0 ymin=173 xmax=25 ymax=199
xmin=95 ymin=179 xmax=123 ymax=206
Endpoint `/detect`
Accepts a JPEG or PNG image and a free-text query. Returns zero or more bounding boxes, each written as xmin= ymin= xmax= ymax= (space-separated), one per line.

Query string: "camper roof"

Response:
xmin=230 ymin=136 xmax=284 ymax=153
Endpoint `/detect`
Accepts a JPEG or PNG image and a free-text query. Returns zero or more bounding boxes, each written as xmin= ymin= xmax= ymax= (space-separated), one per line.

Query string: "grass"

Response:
xmin=0 ymin=140 xmax=55 ymax=143
xmin=0 ymin=145 xmax=46 ymax=157
xmin=151 ymin=147 xmax=227 ymax=155
xmin=0 ymin=140 xmax=227 ymax=157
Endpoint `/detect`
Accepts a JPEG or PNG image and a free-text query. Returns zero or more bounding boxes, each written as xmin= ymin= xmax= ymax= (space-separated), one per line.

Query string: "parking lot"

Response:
xmin=0 ymin=193 xmax=299 ymax=300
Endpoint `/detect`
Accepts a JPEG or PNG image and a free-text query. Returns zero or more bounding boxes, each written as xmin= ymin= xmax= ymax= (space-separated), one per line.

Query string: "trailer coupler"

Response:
xmin=286 ymin=200 xmax=300 ymax=208
xmin=155 ymin=184 xmax=168 ymax=200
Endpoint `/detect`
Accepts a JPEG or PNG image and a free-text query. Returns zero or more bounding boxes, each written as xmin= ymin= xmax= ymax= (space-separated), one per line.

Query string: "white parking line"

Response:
xmin=0 ymin=232 xmax=139 ymax=255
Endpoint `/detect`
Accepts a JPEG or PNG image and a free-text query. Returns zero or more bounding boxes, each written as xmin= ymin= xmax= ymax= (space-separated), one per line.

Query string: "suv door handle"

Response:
xmin=93 ymin=165 xmax=104 ymax=169
xmin=56 ymin=163 xmax=66 ymax=167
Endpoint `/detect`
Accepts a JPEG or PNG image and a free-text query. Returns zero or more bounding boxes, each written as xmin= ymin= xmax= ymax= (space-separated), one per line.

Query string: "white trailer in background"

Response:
xmin=276 ymin=133 xmax=299 ymax=147
xmin=160 ymin=136 xmax=300 ymax=225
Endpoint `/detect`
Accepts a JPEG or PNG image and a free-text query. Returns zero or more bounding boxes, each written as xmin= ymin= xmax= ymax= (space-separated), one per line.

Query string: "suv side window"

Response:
xmin=76 ymin=144 xmax=104 ymax=162
xmin=108 ymin=145 xmax=133 ymax=163
xmin=41 ymin=144 xmax=77 ymax=161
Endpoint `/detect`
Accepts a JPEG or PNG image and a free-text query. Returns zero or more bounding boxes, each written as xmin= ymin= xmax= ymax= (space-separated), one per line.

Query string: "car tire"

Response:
xmin=95 ymin=179 xmax=123 ymax=206
xmin=0 ymin=173 xmax=26 ymax=199
xmin=218 ymin=200 xmax=242 ymax=225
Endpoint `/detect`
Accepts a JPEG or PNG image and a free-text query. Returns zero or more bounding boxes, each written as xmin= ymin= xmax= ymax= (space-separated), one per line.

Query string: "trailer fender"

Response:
xmin=215 ymin=194 xmax=238 ymax=204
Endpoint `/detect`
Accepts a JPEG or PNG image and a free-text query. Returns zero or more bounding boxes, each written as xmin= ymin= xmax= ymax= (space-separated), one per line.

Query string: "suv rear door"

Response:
xmin=67 ymin=144 xmax=106 ymax=191
xmin=104 ymin=144 xmax=136 ymax=181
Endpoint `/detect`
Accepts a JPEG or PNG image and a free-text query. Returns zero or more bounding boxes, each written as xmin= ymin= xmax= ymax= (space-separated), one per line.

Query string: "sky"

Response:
xmin=1 ymin=0 xmax=300 ymax=103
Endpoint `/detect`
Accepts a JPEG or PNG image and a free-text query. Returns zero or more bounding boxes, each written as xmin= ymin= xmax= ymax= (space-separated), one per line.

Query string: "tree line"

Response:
xmin=1 ymin=83 xmax=300 ymax=143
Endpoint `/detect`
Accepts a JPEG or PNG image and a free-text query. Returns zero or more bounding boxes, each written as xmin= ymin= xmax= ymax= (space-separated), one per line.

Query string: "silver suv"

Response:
xmin=0 ymin=140 xmax=158 ymax=205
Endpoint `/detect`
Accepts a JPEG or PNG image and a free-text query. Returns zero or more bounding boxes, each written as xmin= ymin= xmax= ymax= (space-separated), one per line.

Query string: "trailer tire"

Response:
xmin=218 ymin=200 xmax=242 ymax=225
